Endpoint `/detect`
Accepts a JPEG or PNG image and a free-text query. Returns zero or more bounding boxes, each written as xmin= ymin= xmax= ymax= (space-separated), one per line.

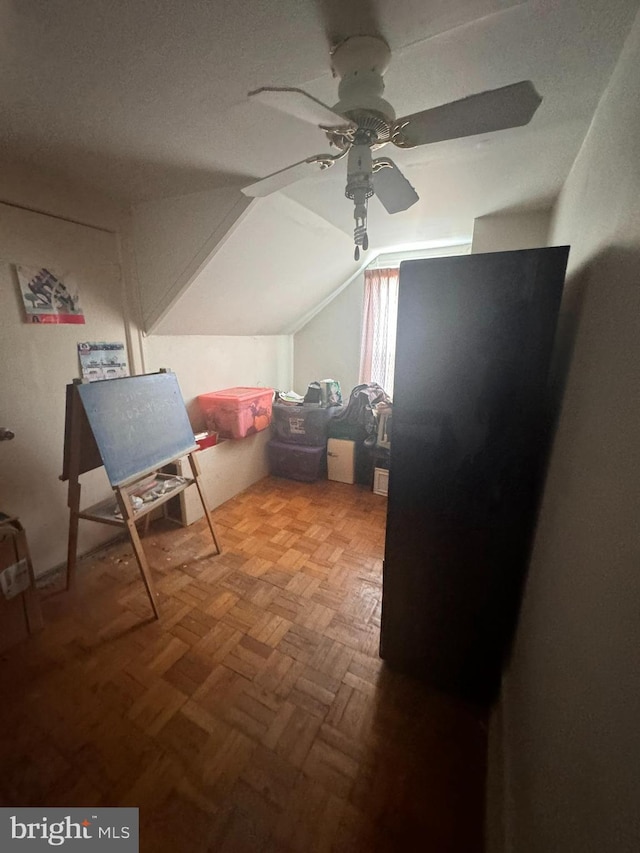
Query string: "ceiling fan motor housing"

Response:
xmin=331 ymin=36 xmax=396 ymax=138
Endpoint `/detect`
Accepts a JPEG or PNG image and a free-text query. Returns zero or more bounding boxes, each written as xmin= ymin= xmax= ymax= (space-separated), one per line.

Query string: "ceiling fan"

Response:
xmin=242 ymin=35 xmax=542 ymax=259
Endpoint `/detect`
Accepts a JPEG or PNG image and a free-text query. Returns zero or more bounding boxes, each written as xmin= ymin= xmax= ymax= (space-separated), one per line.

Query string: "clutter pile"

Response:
xmin=326 ymin=383 xmax=392 ymax=485
xmin=268 ymin=380 xmax=392 ymax=487
xmin=329 ymin=383 xmax=391 ymax=444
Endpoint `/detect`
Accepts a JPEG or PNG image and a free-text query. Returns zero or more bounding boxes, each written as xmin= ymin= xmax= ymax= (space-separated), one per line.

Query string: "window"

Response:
xmin=358 ymin=245 xmax=471 ymax=398
xmin=359 ymin=267 xmax=399 ymax=397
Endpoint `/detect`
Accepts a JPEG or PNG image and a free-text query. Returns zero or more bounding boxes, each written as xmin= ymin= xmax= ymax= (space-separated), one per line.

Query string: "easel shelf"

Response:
xmin=77 ymin=474 xmax=195 ymax=527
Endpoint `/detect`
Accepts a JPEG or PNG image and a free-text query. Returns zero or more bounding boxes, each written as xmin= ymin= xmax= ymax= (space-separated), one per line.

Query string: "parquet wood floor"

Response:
xmin=0 ymin=477 xmax=486 ymax=852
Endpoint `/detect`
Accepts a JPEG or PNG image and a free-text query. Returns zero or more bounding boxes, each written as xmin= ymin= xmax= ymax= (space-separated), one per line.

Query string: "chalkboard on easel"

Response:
xmin=62 ymin=371 xmax=198 ymax=487
xmin=60 ymin=370 xmax=220 ymax=617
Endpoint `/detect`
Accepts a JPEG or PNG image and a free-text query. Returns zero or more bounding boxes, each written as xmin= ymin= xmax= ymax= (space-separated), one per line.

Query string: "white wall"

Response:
xmin=142 ymin=334 xmax=292 ymax=507
xmin=471 ymin=210 xmax=551 ymax=253
xmin=293 ymin=273 xmax=364 ymax=397
xmin=0 ymin=199 xmax=128 ymax=577
xmin=470 ymin=207 xmax=553 ymax=853
xmin=499 ymin=10 xmax=640 ymax=853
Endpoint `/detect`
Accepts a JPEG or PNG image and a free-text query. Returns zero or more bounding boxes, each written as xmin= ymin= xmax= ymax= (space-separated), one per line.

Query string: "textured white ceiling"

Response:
xmin=0 ymin=0 xmax=523 ymax=200
xmin=1 ymin=0 xmax=638 ymax=334
xmin=2 ymin=0 xmax=636 ymax=208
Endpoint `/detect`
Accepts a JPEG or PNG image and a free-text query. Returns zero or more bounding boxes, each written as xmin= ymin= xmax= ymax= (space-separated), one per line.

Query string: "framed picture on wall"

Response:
xmin=77 ymin=342 xmax=129 ymax=382
xmin=16 ymin=265 xmax=85 ymax=324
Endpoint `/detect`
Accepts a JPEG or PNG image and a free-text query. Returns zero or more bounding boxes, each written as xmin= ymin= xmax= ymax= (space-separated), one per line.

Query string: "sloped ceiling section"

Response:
xmin=132 ymin=187 xmax=252 ymax=331
xmin=151 ymin=194 xmax=359 ymax=336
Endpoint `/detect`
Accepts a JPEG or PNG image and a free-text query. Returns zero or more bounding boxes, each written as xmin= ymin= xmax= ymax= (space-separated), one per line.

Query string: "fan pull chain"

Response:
xmin=354 ymin=223 xmax=368 ymax=260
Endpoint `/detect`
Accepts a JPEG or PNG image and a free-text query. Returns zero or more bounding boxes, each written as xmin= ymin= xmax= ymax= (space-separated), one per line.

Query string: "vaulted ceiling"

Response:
xmin=2 ymin=0 xmax=639 ymax=333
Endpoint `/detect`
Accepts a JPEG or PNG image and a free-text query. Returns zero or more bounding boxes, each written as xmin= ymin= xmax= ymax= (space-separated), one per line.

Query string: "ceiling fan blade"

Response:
xmin=394 ymin=80 xmax=542 ymax=147
xmin=248 ymin=87 xmax=354 ymax=130
xmin=242 ymin=156 xmax=335 ymax=198
xmin=373 ymin=158 xmax=419 ymax=214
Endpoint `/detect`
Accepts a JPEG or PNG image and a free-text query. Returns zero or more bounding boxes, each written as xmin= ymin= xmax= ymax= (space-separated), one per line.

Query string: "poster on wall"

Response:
xmin=16 ymin=265 xmax=85 ymax=324
xmin=78 ymin=342 xmax=129 ymax=382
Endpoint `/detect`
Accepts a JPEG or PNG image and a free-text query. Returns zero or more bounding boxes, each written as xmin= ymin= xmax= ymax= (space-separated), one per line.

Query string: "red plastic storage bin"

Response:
xmin=198 ymin=387 xmax=273 ymax=439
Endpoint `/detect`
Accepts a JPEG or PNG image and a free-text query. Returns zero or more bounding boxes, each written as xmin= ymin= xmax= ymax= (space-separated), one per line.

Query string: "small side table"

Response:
xmin=0 ymin=515 xmax=44 ymax=652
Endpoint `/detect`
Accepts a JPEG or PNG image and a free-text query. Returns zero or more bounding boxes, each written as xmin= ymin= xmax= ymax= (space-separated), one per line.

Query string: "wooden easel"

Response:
xmin=61 ymin=373 xmax=221 ymax=619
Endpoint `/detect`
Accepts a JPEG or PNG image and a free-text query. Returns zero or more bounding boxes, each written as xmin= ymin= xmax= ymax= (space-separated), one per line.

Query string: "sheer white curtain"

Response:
xmin=359 ymin=267 xmax=399 ymax=398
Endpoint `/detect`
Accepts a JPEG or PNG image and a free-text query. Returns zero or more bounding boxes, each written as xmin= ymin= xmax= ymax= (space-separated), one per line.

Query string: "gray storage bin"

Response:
xmin=268 ymin=440 xmax=326 ymax=481
xmin=272 ymin=403 xmax=339 ymax=446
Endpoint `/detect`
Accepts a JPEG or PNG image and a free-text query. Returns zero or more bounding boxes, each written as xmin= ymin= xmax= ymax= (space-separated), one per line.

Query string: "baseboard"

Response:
xmin=35 ymin=532 xmax=126 ymax=590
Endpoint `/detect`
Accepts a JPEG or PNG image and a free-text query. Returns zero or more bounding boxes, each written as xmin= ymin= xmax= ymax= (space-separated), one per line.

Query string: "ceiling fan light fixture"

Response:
xmin=345 ymin=142 xmax=374 ymax=259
